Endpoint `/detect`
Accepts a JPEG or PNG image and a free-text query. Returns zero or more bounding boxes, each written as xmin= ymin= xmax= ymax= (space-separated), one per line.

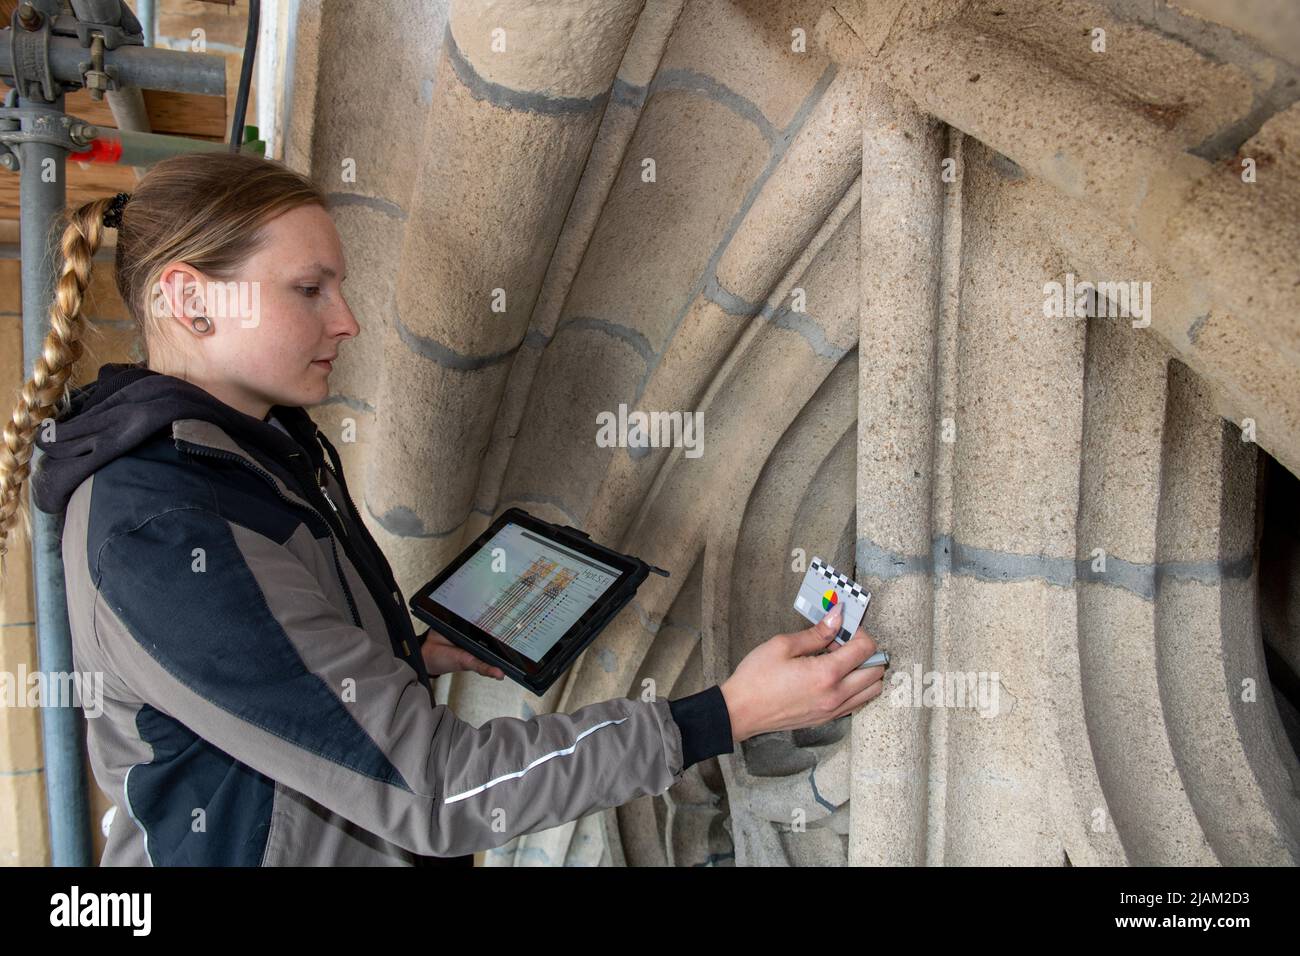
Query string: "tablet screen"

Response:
xmin=429 ymin=521 xmax=622 ymax=663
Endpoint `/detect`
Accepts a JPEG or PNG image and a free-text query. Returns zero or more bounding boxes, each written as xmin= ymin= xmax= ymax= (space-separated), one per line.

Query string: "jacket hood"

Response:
xmin=31 ymin=362 xmax=326 ymax=514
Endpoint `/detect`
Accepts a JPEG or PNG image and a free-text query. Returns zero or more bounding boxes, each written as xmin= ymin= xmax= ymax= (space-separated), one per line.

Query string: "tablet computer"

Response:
xmin=408 ymin=508 xmax=668 ymax=695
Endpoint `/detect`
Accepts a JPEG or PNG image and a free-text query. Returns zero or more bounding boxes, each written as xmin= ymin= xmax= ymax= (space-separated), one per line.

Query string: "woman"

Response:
xmin=0 ymin=152 xmax=885 ymax=866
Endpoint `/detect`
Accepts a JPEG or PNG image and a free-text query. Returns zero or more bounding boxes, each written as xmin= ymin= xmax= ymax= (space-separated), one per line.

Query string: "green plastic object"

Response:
xmin=242 ymin=124 xmax=266 ymax=156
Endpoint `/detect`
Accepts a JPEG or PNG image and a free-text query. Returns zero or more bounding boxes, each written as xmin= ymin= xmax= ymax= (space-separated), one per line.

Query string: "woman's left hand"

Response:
xmin=420 ymin=630 xmax=505 ymax=680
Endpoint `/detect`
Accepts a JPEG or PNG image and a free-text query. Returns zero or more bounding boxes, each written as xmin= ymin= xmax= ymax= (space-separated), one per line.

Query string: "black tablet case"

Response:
xmin=409 ymin=508 xmax=666 ymax=695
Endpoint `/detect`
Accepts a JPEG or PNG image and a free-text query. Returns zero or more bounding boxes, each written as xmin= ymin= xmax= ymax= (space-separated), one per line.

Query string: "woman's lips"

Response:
xmin=312 ymin=359 xmax=333 ymax=371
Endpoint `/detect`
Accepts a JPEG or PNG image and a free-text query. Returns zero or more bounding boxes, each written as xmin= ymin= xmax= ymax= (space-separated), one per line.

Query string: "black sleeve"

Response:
xmin=668 ymin=684 xmax=735 ymax=770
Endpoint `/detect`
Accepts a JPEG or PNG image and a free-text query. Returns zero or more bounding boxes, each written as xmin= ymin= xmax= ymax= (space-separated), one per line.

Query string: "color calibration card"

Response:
xmin=793 ymin=557 xmax=871 ymax=643
xmin=431 ymin=522 xmax=621 ymax=663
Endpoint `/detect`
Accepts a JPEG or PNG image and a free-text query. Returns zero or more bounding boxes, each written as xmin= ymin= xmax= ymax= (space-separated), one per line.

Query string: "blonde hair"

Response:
xmin=0 ymin=151 xmax=326 ymax=575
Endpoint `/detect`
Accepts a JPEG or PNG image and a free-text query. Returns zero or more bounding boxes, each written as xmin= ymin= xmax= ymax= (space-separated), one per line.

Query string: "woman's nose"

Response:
xmin=332 ymin=297 xmax=361 ymax=338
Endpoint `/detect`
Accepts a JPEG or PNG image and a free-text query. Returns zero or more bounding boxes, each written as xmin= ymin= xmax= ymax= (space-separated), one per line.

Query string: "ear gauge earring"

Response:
xmin=191 ymin=315 xmax=212 ymax=334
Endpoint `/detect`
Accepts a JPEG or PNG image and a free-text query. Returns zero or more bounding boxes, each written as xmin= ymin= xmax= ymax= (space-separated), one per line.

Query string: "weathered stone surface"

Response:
xmin=8 ymin=0 xmax=1300 ymax=868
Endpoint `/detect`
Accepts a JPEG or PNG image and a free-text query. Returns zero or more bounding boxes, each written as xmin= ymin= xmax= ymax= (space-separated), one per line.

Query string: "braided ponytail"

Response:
xmin=0 ymin=195 xmax=119 ymax=576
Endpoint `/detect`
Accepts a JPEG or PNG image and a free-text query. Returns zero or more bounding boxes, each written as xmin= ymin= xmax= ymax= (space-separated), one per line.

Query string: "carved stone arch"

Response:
xmin=496 ymin=197 xmax=863 ymax=865
xmin=288 ymin=0 xmax=1300 ymax=866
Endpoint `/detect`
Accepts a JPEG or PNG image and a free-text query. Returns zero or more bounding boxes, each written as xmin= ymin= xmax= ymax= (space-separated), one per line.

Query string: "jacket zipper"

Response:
xmin=319 ymin=486 xmax=348 ymax=536
xmin=310 ymin=439 xmax=427 ymax=676
xmin=314 ymin=439 xmax=401 ymax=609
xmin=314 ymin=463 xmax=348 ymax=538
xmin=174 ymin=439 xmax=364 ymax=631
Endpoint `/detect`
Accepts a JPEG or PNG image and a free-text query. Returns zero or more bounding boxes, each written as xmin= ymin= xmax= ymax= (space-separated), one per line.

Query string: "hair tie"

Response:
xmin=102 ymin=191 xmax=131 ymax=229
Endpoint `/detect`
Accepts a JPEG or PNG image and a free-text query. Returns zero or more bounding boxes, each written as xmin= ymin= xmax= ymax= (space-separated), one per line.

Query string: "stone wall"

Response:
xmin=289 ymin=0 xmax=1294 ymax=866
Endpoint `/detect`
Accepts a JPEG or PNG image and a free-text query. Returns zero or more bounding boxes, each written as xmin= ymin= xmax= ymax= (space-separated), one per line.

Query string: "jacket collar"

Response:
xmin=171 ymin=417 xmax=322 ymax=513
xmin=31 ymin=361 xmax=328 ymax=516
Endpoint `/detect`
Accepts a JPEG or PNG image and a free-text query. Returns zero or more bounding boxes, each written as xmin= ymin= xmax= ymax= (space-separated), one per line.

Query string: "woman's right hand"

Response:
xmin=719 ymin=603 xmax=886 ymax=745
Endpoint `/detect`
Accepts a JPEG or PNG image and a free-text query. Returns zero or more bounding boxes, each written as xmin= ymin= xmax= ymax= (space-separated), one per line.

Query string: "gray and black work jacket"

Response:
xmin=32 ymin=362 xmax=733 ymax=865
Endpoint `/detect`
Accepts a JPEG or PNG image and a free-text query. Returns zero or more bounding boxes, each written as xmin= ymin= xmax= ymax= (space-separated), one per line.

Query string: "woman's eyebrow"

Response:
xmin=299 ymin=261 xmax=345 ymax=279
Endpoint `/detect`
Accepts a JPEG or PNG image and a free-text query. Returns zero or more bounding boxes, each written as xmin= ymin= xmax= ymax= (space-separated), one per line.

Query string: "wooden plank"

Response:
xmin=0 ymin=162 xmax=138 ymax=219
xmin=139 ymin=87 xmax=227 ymax=139
xmin=51 ymin=87 xmax=228 ymax=141
xmin=162 ymin=1 xmax=249 ymax=48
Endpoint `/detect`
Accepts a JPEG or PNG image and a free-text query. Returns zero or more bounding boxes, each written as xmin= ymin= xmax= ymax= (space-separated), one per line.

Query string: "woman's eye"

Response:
xmin=298 ymin=286 xmax=321 ymax=298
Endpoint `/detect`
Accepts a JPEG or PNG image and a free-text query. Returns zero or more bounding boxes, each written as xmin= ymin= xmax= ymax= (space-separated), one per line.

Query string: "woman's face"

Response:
xmin=153 ymin=203 xmax=359 ymax=419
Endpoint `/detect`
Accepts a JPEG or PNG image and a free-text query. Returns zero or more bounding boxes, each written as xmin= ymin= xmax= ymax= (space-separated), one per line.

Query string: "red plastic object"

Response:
xmin=68 ymin=137 xmax=124 ymax=164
